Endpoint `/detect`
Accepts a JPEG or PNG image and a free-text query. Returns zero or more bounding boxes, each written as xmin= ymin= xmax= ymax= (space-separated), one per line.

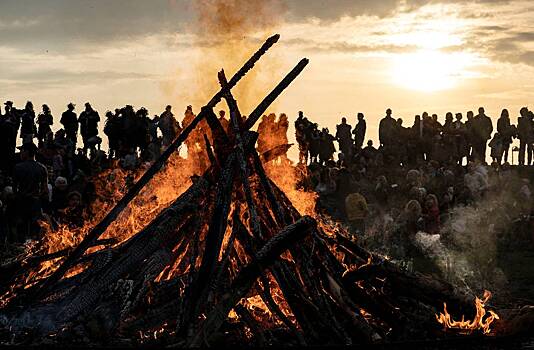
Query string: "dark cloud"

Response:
xmin=460 ymin=26 xmax=534 ymax=67
xmin=0 ymin=0 xmax=193 ymax=49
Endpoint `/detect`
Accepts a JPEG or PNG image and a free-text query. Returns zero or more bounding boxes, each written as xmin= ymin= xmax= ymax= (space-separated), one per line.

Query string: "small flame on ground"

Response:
xmin=435 ymin=290 xmax=500 ymax=335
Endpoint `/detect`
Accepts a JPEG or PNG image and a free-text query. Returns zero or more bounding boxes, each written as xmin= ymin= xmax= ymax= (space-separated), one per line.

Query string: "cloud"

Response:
xmin=0 ymin=0 xmax=514 ymax=51
xmin=0 ymin=0 xmax=193 ymax=50
xmin=284 ymin=38 xmax=417 ymax=54
xmin=0 ymin=68 xmax=158 ymax=90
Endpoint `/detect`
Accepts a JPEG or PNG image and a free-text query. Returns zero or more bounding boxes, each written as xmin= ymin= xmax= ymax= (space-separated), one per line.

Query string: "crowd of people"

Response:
xmin=2 ymin=99 xmax=534 ymax=265
xmin=294 ymin=107 xmax=534 ymax=267
xmin=0 ymin=101 xmax=215 ymax=245
xmin=296 ymin=107 xmax=534 ymax=168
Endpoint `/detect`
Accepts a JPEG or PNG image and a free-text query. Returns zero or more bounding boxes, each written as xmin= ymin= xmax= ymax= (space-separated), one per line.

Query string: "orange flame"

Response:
xmin=435 ymin=290 xmax=500 ymax=334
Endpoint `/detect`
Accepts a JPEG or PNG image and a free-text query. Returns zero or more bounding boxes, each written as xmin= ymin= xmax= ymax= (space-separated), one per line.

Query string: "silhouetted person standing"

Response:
xmin=497 ymin=108 xmax=514 ymax=164
xmin=1 ymin=101 xmax=17 ymax=173
xmin=13 ymin=143 xmax=48 ymax=241
xmin=517 ymin=107 xmax=533 ymax=166
xmin=453 ymin=113 xmax=469 ymax=165
xmin=379 ymin=108 xmax=397 ymax=162
xmin=353 ymin=113 xmax=366 ymax=151
xmin=37 ymin=104 xmax=53 ymax=147
xmin=79 ymin=102 xmax=100 ymax=155
xmin=472 ymin=107 xmax=493 ymax=162
xmin=61 ymin=103 xmax=78 ymax=147
xmin=218 ymin=110 xmax=230 ymax=134
xmin=20 ymin=101 xmax=36 ymax=145
xmin=104 ymin=110 xmax=120 ymax=158
xmin=159 ymin=105 xmax=178 ymax=148
xmin=336 ymin=117 xmax=353 ymax=158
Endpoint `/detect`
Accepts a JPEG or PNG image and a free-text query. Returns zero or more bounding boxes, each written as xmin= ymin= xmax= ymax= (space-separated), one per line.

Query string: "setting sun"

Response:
xmin=391 ymin=49 xmax=477 ymax=92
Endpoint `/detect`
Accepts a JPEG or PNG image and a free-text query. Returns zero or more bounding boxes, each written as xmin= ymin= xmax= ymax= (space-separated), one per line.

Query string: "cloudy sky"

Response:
xmin=1 ymin=0 xmax=534 ymax=151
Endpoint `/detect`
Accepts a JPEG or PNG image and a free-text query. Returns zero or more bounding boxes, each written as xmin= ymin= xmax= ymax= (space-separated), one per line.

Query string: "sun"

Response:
xmin=391 ymin=49 xmax=475 ymax=92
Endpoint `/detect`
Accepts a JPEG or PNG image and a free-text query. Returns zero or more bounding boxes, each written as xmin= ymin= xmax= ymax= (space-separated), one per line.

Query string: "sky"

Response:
xmin=1 ymin=0 xmax=534 ymax=159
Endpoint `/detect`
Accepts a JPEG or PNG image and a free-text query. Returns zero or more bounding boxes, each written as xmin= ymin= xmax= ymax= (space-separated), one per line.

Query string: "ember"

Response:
xmin=436 ymin=290 xmax=500 ymax=335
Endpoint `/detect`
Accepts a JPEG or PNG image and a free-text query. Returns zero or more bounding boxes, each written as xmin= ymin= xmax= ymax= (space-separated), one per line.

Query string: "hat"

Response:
xmin=17 ymin=142 xmax=38 ymax=152
xmin=68 ymin=102 xmax=75 ymax=109
xmin=54 ymin=176 xmax=68 ymax=187
xmin=4 ymin=101 xmax=13 ymax=106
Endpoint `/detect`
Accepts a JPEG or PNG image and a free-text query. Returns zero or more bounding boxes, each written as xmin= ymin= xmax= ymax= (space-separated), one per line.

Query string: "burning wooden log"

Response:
xmin=32 ymin=34 xmax=281 ymax=300
xmin=187 ymin=216 xmax=316 ymax=347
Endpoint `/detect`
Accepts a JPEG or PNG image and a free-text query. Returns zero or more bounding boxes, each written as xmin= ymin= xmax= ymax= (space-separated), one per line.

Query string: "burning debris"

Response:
xmin=436 ymin=290 xmax=499 ymax=335
xmin=0 ymin=34 xmax=531 ymax=347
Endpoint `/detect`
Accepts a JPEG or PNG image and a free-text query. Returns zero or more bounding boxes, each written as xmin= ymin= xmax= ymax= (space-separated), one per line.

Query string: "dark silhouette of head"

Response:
xmin=357 ymin=113 xmax=364 ymax=121
xmin=478 ymin=107 xmax=485 ymax=115
xmin=386 ymin=108 xmax=392 ymax=117
xmin=341 ymin=117 xmax=347 ymax=124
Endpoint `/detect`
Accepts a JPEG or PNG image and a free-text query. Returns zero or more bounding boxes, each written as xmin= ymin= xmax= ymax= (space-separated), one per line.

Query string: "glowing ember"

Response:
xmin=435 ymin=290 xmax=500 ymax=334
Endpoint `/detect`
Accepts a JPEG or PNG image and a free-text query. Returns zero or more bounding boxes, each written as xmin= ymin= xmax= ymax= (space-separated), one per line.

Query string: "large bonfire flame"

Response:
xmin=436 ymin=290 xmax=500 ymax=334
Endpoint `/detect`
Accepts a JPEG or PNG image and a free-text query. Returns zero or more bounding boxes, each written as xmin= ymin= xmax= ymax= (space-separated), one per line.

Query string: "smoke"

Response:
xmin=364 ymin=167 xmax=532 ymax=297
xmin=165 ymin=0 xmax=286 ymax=115
xmin=414 ymin=169 xmax=531 ymax=295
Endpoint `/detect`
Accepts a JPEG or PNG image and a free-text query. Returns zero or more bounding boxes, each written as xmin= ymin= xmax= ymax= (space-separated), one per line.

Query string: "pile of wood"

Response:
xmin=0 ymin=35 xmax=519 ymax=347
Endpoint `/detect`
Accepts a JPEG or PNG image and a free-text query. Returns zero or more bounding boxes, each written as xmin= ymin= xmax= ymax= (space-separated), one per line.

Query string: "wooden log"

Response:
xmin=219 ymin=70 xmax=263 ymax=240
xmin=203 ymin=134 xmax=217 ymax=168
xmin=234 ymin=303 xmax=267 ymax=346
xmin=178 ymin=154 xmax=236 ymax=334
xmin=2 ymin=179 xmax=208 ymax=335
xmin=230 ymin=216 xmax=305 ymax=344
xmin=187 ymin=216 xmax=316 ymax=347
xmin=251 ymin=150 xmax=285 ymax=227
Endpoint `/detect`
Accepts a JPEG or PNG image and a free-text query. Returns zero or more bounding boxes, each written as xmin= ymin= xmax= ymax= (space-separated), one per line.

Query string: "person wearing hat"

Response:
xmin=61 ymin=103 xmax=78 ymax=147
xmin=12 ymin=142 xmax=48 ymax=241
xmin=37 ymin=104 xmax=54 ymax=147
xmin=3 ymin=101 xmax=15 ymax=125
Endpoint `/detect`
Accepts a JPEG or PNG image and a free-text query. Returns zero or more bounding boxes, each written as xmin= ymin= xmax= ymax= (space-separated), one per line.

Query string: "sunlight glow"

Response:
xmin=391 ymin=49 xmax=477 ymax=92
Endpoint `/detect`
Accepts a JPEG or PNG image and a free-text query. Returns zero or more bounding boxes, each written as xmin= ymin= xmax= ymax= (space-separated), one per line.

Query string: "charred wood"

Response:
xmin=187 ymin=216 xmax=316 ymax=347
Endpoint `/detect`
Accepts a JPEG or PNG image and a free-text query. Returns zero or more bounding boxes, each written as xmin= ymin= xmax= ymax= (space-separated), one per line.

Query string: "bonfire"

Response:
xmin=0 ymin=34 xmax=527 ymax=347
